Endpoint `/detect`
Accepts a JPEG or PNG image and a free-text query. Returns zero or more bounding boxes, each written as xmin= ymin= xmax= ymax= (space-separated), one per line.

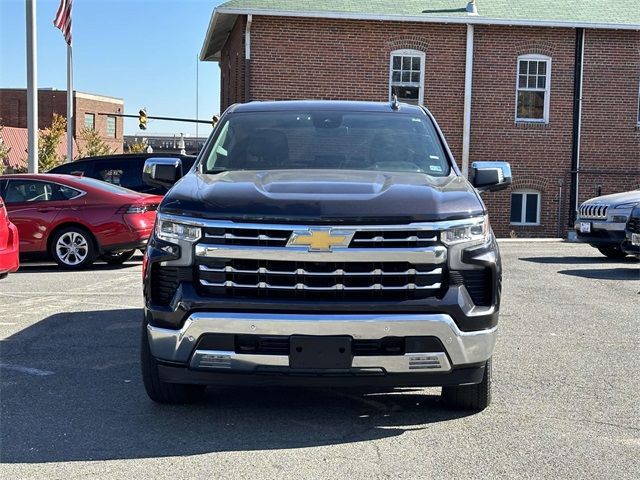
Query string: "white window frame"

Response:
xmin=510 ymin=189 xmax=542 ymax=226
xmin=515 ymin=54 xmax=552 ymax=124
xmin=84 ymin=113 xmax=95 ymax=131
xmin=389 ymin=49 xmax=426 ymax=106
xmin=106 ymin=115 xmax=117 ymax=138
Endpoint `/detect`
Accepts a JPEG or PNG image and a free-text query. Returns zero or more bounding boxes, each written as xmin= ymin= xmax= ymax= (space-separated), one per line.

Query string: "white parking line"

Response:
xmin=0 ymin=363 xmax=54 ymax=376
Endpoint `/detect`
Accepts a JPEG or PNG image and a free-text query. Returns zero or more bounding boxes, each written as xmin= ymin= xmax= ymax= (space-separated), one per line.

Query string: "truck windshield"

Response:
xmin=202 ymin=111 xmax=450 ymax=176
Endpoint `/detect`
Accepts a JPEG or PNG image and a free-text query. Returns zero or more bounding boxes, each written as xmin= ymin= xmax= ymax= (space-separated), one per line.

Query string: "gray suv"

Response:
xmin=575 ymin=189 xmax=640 ymax=258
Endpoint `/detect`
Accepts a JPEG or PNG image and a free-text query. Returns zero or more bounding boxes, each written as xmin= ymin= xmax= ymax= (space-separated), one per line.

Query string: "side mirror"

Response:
xmin=470 ymin=161 xmax=512 ymax=192
xmin=142 ymin=158 xmax=183 ymax=188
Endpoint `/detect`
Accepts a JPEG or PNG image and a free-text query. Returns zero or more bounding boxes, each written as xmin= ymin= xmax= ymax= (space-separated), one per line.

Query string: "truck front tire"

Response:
xmin=441 ymin=358 xmax=492 ymax=411
xmin=141 ymin=322 xmax=206 ymax=404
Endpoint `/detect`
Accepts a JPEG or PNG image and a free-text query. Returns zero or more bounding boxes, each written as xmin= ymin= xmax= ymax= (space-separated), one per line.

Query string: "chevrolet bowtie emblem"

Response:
xmin=287 ymin=228 xmax=354 ymax=252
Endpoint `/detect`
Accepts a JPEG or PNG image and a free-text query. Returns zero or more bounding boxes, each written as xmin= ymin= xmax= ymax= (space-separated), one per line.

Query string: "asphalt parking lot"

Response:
xmin=0 ymin=242 xmax=638 ymax=479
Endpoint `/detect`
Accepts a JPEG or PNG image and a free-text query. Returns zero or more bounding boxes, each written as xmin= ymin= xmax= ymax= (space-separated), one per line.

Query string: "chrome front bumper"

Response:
xmin=147 ymin=313 xmax=496 ymax=374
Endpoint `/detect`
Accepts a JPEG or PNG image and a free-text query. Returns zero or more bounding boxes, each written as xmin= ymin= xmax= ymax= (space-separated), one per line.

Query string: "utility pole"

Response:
xmin=26 ymin=0 xmax=39 ymax=173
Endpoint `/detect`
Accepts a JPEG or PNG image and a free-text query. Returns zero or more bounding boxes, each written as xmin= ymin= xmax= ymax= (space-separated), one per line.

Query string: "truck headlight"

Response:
xmin=156 ymin=218 xmax=201 ymax=243
xmin=441 ymin=216 xmax=489 ymax=246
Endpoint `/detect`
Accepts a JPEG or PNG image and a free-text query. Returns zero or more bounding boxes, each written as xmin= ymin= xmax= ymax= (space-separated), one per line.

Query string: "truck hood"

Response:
xmin=159 ymin=169 xmax=485 ymax=223
xmin=583 ymin=189 xmax=640 ymax=206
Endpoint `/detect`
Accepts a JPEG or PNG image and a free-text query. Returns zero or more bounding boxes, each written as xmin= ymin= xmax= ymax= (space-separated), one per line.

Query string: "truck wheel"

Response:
xmin=101 ymin=249 xmax=136 ymax=265
xmin=140 ymin=321 xmax=206 ymax=404
xmin=596 ymin=246 xmax=628 ymax=259
xmin=441 ymin=358 xmax=492 ymax=411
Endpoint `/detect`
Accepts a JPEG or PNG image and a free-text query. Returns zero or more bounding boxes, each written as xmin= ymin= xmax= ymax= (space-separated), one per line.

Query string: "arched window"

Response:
xmin=511 ymin=189 xmax=542 ymax=225
xmin=389 ymin=49 xmax=425 ymax=105
xmin=516 ymin=54 xmax=551 ymax=123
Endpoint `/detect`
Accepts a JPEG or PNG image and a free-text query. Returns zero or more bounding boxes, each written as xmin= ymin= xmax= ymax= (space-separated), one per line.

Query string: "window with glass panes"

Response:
xmin=510 ymin=190 xmax=541 ymax=225
xmin=84 ymin=113 xmax=95 ymax=130
xmin=389 ymin=50 xmax=425 ymax=105
xmin=516 ymin=55 xmax=551 ymax=122
xmin=106 ymin=116 xmax=116 ymax=138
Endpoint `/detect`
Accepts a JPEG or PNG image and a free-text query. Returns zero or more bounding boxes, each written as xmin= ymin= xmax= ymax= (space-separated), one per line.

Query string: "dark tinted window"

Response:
xmin=510 ymin=193 xmax=523 ymax=223
xmin=203 ymin=111 xmax=449 ymax=176
xmin=49 ymin=161 xmax=91 ymax=176
xmin=94 ymin=160 xmax=142 ymax=190
xmin=5 ymin=180 xmax=55 ymax=203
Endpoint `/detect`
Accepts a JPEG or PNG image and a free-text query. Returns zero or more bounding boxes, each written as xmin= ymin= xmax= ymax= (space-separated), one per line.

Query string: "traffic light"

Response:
xmin=138 ymin=109 xmax=147 ymax=130
xmin=212 ymin=115 xmax=219 ymax=128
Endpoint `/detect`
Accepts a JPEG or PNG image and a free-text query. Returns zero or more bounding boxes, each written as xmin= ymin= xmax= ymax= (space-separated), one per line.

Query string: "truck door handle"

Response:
xmin=37 ymin=208 xmax=54 ymax=213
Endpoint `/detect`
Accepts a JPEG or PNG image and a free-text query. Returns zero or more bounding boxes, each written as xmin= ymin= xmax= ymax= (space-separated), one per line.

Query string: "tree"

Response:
xmin=38 ymin=113 xmax=67 ymax=171
xmin=127 ymin=139 xmax=148 ymax=153
xmin=0 ymin=125 xmax=10 ymax=175
xmin=78 ymin=127 xmax=115 ymax=158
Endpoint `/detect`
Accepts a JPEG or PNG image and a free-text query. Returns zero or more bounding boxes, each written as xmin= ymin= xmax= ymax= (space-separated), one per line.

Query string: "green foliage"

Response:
xmin=0 ymin=125 xmax=10 ymax=175
xmin=127 ymin=140 xmax=148 ymax=153
xmin=38 ymin=113 xmax=67 ymax=172
xmin=78 ymin=127 xmax=115 ymax=158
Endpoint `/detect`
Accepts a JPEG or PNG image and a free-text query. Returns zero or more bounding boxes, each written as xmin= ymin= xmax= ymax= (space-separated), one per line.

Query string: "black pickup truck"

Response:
xmin=140 ymin=100 xmax=511 ymax=410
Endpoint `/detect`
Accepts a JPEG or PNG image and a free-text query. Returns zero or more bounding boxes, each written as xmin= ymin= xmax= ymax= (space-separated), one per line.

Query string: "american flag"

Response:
xmin=53 ymin=0 xmax=72 ymax=45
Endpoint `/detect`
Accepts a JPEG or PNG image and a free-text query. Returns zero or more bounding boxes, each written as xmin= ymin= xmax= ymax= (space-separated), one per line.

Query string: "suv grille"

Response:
xmin=628 ymin=216 xmax=640 ymax=234
xmin=196 ymin=259 xmax=443 ymax=300
xmin=579 ymin=204 xmax=608 ymax=220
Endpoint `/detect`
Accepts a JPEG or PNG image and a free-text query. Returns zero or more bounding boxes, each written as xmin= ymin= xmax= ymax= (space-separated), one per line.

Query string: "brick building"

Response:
xmin=200 ymin=0 xmax=640 ymax=238
xmin=0 ymin=88 xmax=124 ymax=157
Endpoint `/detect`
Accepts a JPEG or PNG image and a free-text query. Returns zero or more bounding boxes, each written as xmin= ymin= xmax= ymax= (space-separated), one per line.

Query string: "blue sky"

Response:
xmin=0 ymin=0 xmax=225 ymax=136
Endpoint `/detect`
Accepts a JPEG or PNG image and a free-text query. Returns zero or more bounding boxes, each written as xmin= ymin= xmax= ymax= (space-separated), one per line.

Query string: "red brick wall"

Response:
xmin=0 ymin=89 xmax=124 ymax=155
xmin=74 ymin=95 xmax=124 ymax=155
xmin=579 ymin=29 xmax=640 ymax=203
xmin=469 ymin=26 xmax=577 ymax=237
xmin=220 ymin=17 xmax=246 ymax=111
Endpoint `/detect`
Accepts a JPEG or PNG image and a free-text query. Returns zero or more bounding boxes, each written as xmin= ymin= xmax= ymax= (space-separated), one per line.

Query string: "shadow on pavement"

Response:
xmin=558 ymin=268 xmax=640 ymax=281
xmin=0 ymin=309 xmax=471 ymax=464
xmin=520 ymin=256 xmax=637 ymax=265
xmin=13 ymin=260 xmax=142 ymax=274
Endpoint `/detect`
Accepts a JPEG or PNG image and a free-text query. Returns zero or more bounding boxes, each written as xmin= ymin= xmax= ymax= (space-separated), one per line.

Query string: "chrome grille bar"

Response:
xmin=351 ymin=235 xmax=437 ymax=243
xmin=579 ymin=204 xmax=608 ymax=220
xmin=195 ymin=245 xmax=447 ymax=263
xmin=199 ymin=279 xmax=442 ymax=291
xmin=204 ymin=232 xmax=289 ymax=242
xmin=199 ymin=264 xmax=442 ymax=277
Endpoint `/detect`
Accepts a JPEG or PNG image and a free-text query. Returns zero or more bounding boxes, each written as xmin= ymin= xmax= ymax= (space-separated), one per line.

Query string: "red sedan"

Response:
xmin=0 ymin=174 xmax=162 ymax=269
xmin=0 ymin=195 xmax=20 ymax=278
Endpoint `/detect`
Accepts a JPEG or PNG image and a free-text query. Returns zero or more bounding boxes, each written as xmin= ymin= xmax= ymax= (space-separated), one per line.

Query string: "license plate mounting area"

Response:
xmin=289 ymin=336 xmax=353 ymax=369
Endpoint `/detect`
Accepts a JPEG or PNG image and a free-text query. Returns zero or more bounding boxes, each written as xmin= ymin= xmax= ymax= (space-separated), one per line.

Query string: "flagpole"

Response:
xmin=26 ymin=0 xmax=39 ymax=173
xmin=66 ymin=43 xmax=73 ymax=162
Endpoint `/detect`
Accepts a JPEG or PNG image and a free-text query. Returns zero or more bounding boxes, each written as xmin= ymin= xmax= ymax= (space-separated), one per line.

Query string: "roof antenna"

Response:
xmin=466 ymin=0 xmax=478 ymax=15
xmin=391 ymin=93 xmax=400 ymax=111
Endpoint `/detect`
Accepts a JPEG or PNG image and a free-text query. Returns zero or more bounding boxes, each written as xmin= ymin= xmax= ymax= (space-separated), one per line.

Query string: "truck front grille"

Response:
xmin=201 ymin=226 xmax=438 ymax=249
xmin=579 ymin=204 xmax=609 ymax=220
xmin=196 ymin=259 xmax=444 ymax=300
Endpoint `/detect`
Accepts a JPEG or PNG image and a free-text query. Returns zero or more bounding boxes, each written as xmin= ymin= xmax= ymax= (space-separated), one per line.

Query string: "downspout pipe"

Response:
xmin=569 ymin=28 xmax=585 ymax=227
xmin=244 ymin=14 xmax=252 ymax=102
xmin=461 ymin=24 xmax=474 ymax=178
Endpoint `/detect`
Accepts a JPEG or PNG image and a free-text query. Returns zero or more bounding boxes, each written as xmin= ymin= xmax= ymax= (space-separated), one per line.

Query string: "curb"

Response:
xmin=497 ymin=238 xmax=566 ymax=243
